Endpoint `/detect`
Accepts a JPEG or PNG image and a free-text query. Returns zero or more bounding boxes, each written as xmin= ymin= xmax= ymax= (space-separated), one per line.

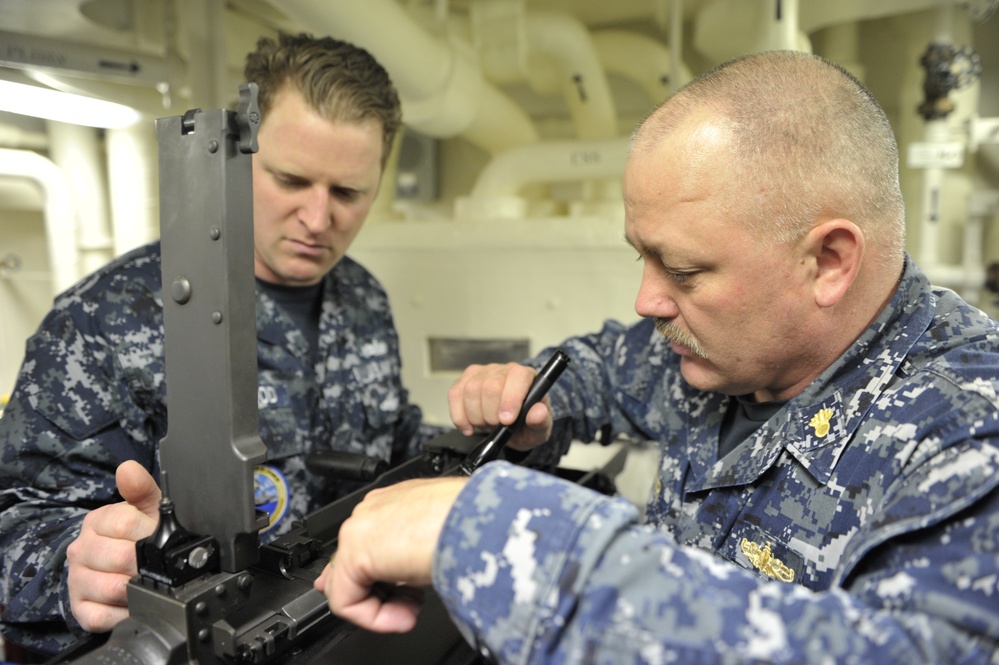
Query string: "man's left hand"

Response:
xmin=315 ymin=476 xmax=468 ymax=633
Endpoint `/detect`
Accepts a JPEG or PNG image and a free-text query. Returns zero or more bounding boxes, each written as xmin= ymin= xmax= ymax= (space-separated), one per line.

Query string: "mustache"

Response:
xmin=653 ymin=318 xmax=709 ymax=359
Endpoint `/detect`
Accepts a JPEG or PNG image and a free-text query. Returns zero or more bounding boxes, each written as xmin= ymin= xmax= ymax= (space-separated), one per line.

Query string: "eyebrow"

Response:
xmin=623 ymin=234 xmax=643 ymax=252
xmin=624 ymin=234 xmax=666 ymax=261
xmin=624 ymin=233 xmax=694 ymax=270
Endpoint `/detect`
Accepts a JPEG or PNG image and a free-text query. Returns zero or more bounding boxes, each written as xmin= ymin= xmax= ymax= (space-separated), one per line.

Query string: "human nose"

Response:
xmin=634 ymin=262 xmax=679 ymax=319
xmin=298 ymin=187 xmax=333 ymax=234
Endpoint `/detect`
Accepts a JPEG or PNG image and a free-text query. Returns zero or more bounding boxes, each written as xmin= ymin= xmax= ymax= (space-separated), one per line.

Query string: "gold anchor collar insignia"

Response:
xmin=809 ymin=408 xmax=834 ymax=438
xmin=740 ymin=538 xmax=795 ymax=582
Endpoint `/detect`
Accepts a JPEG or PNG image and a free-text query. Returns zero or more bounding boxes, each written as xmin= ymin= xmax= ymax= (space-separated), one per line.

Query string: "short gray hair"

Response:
xmin=632 ymin=50 xmax=905 ymax=263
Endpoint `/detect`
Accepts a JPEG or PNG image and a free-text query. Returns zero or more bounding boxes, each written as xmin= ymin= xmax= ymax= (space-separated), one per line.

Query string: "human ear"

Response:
xmin=805 ymin=220 xmax=864 ymax=308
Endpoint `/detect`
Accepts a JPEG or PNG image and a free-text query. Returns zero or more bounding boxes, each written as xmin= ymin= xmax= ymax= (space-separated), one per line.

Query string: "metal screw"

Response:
xmin=171 ymin=278 xmax=192 ymax=304
xmin=188 ymin=546 xmax=210 ymax=569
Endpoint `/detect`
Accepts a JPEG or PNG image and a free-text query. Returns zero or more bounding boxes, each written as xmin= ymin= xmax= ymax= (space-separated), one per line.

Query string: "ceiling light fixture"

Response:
xmin=0 ymin=79 xmax=141 ymax=129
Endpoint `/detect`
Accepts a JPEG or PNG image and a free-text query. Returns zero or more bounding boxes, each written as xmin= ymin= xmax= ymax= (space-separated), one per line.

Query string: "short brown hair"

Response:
xmin=244 ymin=32 xmax=402 ymax=166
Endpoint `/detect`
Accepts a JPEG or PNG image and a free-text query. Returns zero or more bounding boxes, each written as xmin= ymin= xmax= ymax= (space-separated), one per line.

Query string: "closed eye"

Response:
xmin=635 ymin=253 xmax=697 ymax=285
xmin=275 ymin=173 xmax=308 ymax=189
xmin=667 ymin=270 xmax=695 ymax=285
xmin=332 ymin=186 xmax=361 ymax=202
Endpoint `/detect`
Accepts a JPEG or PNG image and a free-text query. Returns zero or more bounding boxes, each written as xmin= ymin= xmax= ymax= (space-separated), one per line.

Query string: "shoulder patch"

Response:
xmin=254 ymin=465 xmax=290 ymax=534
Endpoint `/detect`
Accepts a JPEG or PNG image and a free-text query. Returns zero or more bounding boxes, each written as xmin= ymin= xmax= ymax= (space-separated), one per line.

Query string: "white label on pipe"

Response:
xmin=907 ymin=142 xmax=965 ymax=168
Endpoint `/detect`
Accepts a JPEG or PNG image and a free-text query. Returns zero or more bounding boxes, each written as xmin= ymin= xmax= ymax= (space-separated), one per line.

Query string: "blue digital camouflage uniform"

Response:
xmin=432 ymin=257 xmax=999 ymax=664
xmin=0 ymin=240 xmax=444 ymax=656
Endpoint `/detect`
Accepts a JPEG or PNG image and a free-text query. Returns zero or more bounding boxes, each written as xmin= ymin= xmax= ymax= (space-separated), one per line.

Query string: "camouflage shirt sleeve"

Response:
xmin=435 ymin=459 xmax=998 ymax=665
xmin=432 ymin=258 xmax=999 ymax=664
xmin=0 ymin=244 xmax=165 ymax=656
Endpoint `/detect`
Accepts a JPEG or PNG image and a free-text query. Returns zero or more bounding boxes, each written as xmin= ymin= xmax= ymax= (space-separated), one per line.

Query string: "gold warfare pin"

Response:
xmin=809 ymin=408 xmax=834 ymax=438
xmin=740 ymin=538 xmax=795 ymax=582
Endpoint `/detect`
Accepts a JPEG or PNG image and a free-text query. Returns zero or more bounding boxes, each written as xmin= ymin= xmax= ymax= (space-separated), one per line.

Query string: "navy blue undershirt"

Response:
xmin=718 ymin=394 xmax=786 ymax=458
xmin=256 ymin=278 xmax=323 ymax=361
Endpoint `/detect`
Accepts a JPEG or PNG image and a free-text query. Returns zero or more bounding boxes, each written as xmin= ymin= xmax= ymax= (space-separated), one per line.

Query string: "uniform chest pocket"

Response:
xmin=257 ymin=379 xmax=313 ymax=459
xmin=25 ymin=332 xmax=141 ymax=440
xmin=344 ymin=357 xmax=402 ymax=431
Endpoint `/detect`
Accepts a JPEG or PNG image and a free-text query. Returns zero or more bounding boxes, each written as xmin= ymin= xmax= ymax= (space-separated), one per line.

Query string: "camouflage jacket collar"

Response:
xmin=687 ymin=256 xmax=931 ymax=489
xmin=254 ymin=258 xmax=361 ymax=360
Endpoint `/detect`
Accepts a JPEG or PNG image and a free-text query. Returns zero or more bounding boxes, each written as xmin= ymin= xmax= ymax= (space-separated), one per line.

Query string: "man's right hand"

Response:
xmin=67 ymin=460 xmax=161 ymax=633
xmin=447 ymin=362 xmax=554 ymax=451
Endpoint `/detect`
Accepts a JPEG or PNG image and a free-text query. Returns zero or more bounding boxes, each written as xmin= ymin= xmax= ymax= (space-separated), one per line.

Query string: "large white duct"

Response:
xmin=470 ymin=138 xmax=628 ymax=198
xmin=469 ymin=2 xmax=620 ymax=140
xmin=773 ymin=0 xmax=800 ymax=50
xmin=46 ymin=121 xmax=114 ymax=275
xmin=272 ymin=0 xmax=538 ymax=154
xmin=176 ymin=0 xmax=229 ymax=110
xmin=455 ymin=137 xmax=628 ymax=219
xmin=916 ymin=2 xmax=959 ymax=270
xmin=695 ymin=0 xmax=955 ymax=66
xmin=694 ymin=0 xmax=811 ymax=63
xmin=0 ymin=148 xmax=78 ymax=293
xmin=799 ymin=0 xmax=949 ymax=33
xmin=907 ymin=3 xmax=990 ymax=303
xmin=592 ymin=30 xmax=693 ymax=109
xmin=106 ymin=123 xmax=159 ymax=256
xmin=0 ymin=123 xmax=47 ymax=150
xmin=456 ymin=8 xmax=632 ymax=218
xmin=522 ymin=10 xmax=618 ymax=141
xmin=818 ymin=22 xmax=866 ymax=82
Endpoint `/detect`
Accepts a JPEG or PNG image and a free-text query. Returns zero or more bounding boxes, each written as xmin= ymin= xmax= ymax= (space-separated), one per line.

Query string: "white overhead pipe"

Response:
xmin=958 ymin=189 xmax=999 ymax=305
xmin=470 ymin=138 xmax=628 ymax=197
xmin=772 ymin=0 xmax=800 ymax=50
xmin=0 ymin=148 xmax=78 ymax=293
xmin=455 ymin=3 xmax=625 ymax=219
xmin=468 ymin=0 xmax=526 ymax=85
xmin=915 ymin=3 xmax=957 ymax=270
xmin=46 ymin=121 xmax=114 ymax=275
xmin=455 ymin=137 xmax=628 ymax=219
xmin=799 ymin=0 xmax=949 ymax=34
xmin=693 ymin=0 xmax=811 ymax=63
xmin=915 ymin=118 xmax=952 ymax=268
xmin=523 ymin=10 xmax=617 ymax=141
xmin=469 ymin=0 xmax=622 ymax=141
xmin=908 ymin=3 xmax=991 ymax=305
xmin=457 ymin=5 xmax=630 ymax=218
xmin=273 ymin=0 xmax=538 ymax=153
xmin=668 ymin=0 xmax=684 ymax=97
xmin=819 ymin=22 xmax=866 ymax=82
xmin=591 ymin=30 xmax=692 ymax=109
xmin=177 ymin=0 xmax=229 ymax=110
xmin=0 ymin=123 xmax=48 ymax=150
xmin=467 ymin=3 xmax=619 ymax=140
xmin=106 ymin=123 xmax=160 ymax=256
